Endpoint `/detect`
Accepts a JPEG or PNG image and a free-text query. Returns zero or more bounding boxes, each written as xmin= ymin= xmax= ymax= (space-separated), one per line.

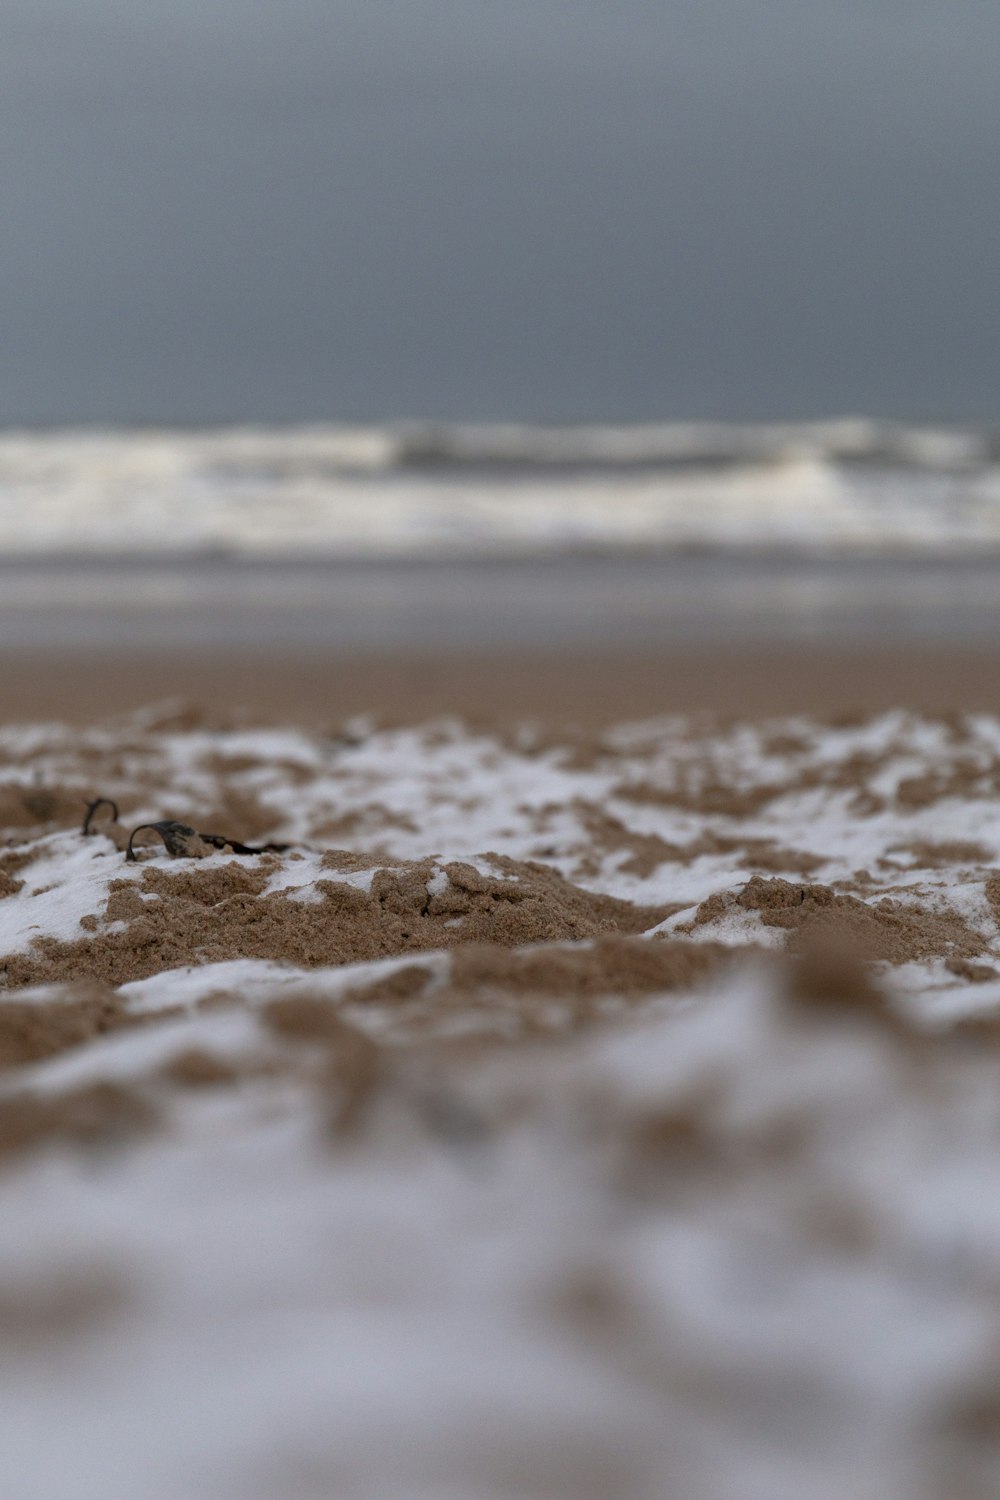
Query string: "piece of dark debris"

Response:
xmin=199 ymin=832 xmax=292 ymax=856
xmin=125 ymin=820 xmax=291 ymax=862
xmin=85 ymin=795 xmax=292 ymax=861
xmin=82 ymin=799 xmax=120 ymax=837
xmin=127 ymin=822 xmax=209 ymax=861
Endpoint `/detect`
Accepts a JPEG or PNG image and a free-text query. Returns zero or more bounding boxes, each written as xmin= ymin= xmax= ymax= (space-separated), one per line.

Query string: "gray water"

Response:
xmin=1 ymin=554 xmax=997 ymax=653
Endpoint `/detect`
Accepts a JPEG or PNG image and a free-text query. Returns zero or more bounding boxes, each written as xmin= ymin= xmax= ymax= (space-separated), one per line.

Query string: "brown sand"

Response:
xmin=261 ymin=1002 xmax=383 ymax=1133
xmin=0 ymin=934 xmax=732 ymax=1163
xmin=0 ymin=986 xmax=130 ymax=1069
xmin=157 ymin=1048 xmax=242 ymax=1088
xmin=689 ymin=876 xmax=987 ymax=966
xmin=446 ymin=936 xmax=725 ymax=999
xmin=337 ymin=937 xmax=732 ymax=1046
xmin=1 ymin=646 xmax=997 ymax=1163
xmin=784 ymin=925 xmax=893 ymax=1020
xmin=1 ymin=857 xmax=674 ymax=992
xmin=0 ymin=1081 xmax=157 ymax=1160
xmin=5 ymin=644 xmax=1000 ymax=727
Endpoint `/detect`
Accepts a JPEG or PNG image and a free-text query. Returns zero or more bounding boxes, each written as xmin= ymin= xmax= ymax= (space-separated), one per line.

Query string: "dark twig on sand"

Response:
xmin=82 ymin=798 xmax=120 ymax=836
xmin=197 ymin=833 xmax=292 ymax=856
xmin=125 ymin=820 xmax=292 ymax=862
xmin=126 ymin=821 xmax=203 ymax=861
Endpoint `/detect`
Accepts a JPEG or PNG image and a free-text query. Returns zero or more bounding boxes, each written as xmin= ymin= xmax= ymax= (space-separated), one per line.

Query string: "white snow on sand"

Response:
xmin=1 ymin=709 xmax=1000 ymax=1497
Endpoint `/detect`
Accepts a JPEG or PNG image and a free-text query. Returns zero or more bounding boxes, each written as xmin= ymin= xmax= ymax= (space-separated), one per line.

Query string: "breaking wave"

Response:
xmin=2 ymin=418 xmax=1000 ymax=556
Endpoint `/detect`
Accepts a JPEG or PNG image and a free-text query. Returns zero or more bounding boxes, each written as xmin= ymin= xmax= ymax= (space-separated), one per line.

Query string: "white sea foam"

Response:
xmin=1 ymin=420 xmax=999 ymax=557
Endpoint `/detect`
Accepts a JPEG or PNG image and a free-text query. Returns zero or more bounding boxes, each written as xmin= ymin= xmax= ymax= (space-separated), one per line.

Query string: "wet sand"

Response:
xmin=3 ymin=550 xmax=1000 ymax=726
xmin=3 ymin=643 xmax=1000 ymax=726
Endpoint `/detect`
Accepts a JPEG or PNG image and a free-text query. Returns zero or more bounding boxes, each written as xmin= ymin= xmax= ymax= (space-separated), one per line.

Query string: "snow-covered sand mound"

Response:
xmin=4 ymin=706 xmax=1000 ymax=1498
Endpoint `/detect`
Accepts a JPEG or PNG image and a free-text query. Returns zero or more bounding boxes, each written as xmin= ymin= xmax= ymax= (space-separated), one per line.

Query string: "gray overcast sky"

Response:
xmin=1 ymin=0 xmax=998 ymax=424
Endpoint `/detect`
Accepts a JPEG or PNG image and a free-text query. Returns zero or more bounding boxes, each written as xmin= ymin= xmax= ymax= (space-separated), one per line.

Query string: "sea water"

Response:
xmin=3 ymin=419 xmax=1000 ymax=649
xmin=0 ymin=417 xmax=997 ymax=558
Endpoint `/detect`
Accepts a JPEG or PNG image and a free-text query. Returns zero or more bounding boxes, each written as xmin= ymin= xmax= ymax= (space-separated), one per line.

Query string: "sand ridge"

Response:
xmin=3 ymin=707 xmax=1000 ymax=1009
xmin=1 ymin=852 xmax=674 ymax=991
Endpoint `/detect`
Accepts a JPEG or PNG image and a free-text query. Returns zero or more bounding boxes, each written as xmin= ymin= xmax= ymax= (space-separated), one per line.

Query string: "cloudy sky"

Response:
xmin=2 ymin=0 xmax=998 ymax=424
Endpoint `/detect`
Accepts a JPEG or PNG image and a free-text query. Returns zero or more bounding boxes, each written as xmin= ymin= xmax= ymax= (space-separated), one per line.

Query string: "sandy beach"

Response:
xmin=3 ymin=672 xmax=1000 ymax=1496
xmin=7 ymin=641 xmax=1000 ymax=726
xmin=4 ymin=530 xmax=1000 ymax=1498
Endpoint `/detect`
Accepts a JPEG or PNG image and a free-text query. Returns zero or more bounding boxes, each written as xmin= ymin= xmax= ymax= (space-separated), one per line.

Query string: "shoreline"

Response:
xmin=4 ymin=643 xmax=1000 ymax=726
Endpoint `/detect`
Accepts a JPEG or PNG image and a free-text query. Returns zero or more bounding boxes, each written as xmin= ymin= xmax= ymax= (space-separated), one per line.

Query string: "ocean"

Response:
xmin=3 ymin=418 xmax=1000 ymax=650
